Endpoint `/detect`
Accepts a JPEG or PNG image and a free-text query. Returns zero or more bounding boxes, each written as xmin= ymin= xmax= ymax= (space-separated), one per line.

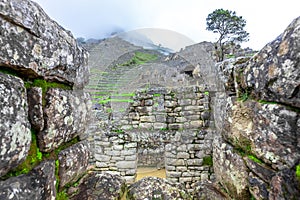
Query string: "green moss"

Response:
xmin=204 ymin=91 xmax=209 ymax=96
xmin=248 ymin=154 xmax=263 ymax=164
xmin=296 ymin=164 xmax=300 ymax=181
xmin=25 ymin=79 xmax=72 ymax=106
xmin=153 ymin=93 xmax=161 ymax=97
xmin=56 ymin=190 xmax=68 ymax=200
xmin=203 ymin=156 xmax=213 ymax=166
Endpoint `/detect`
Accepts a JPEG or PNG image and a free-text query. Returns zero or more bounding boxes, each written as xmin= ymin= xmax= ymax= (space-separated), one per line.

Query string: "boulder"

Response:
xmin=242 ymin=16 xmax=300 ymax=108
xmin=127 ymin=177 xmax=190 ymax=200
xmin=0 ymin=72 xmax=31 ymax=177
xmin=68 ymin=172 xmax=125 ymax=200
xmin=191 ymin=180 xmax=228 ymax=200
xmin=223 ymin=100 xmax=300 ymax=170
xmin=0 ymin=161 xmax=56 ymax=200
xmin=58 ymin=141 xmax=90 ymax=189
xmin=38 ymin=88 xmax=91 ymax=152
xmin=213 ymin=137 xmax=250 ymax=199
xmin=0 ymin=0 xmax=89 ymax=89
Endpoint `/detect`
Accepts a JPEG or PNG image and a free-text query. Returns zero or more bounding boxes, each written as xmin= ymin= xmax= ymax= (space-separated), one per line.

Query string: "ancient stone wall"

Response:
xmin=0 ymin=1 xmax=93 ymax=199
xmin=94 ymin=86 xmax=214 ymax=189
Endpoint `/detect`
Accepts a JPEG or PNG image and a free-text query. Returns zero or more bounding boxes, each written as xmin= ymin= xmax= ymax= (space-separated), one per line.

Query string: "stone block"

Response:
xmin=116 ymin=161 xmax=137 ymax=169
xmin=124 ymin=142 xmax=137 ymax=148
xmin=155 ymin=115 xmax=166 ymax=122
xmin=183 ymin=105 xmax=204 ymax=111
xmin=58 ymin=142 xmax=90 ymax=188
xmin=166 ymin=171 xmax=182 ymax=178
xmin=139 ymin=123 xmax=152 ymax=129
xmin=0 ymin=1 xmax=89 ymax=89
xmin=153 ymin=123 xmax=167 ymax=130
xmin=168 ymin=123 xmax=183 ymax=130
xmin=0 ymin=161 xmax=56 ymax=200
xmin=140 ymin=115 xmax=156 ymax=122
xmin=190 ymin=120 xmax=203 ymax=128
xmin=175 ymin=117 xmax=187 ymax=123
xmin=186 ymin=159 xmax=203 ymax=166
xmin=177 ymin=152 xmax=190 ymax=159
xmin=145 ymin=99 xmax=153 ymax=106
xmin=39 ymin=89 xmax=91 ymax=152
xmin=165 ymin=100 xmax=177 ymax=107
xmin=0 ymin=73 xmax=31 ymax=177
xmin=178 ymin=99 xmax=192 ymax=106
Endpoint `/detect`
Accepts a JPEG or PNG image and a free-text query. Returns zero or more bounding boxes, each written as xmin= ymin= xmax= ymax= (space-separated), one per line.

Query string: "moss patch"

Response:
xmin=296 ymin=164 xmax=300 ymax=181
xmin=25 ymin=79 xmax=72 ymax=106
xmin=203 ymin=155 xmax=213 ymax=166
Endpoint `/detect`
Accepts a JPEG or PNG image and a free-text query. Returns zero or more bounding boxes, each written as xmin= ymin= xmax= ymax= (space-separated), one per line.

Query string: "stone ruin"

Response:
xmin=0 ymin=0 xmax=300 ymax=199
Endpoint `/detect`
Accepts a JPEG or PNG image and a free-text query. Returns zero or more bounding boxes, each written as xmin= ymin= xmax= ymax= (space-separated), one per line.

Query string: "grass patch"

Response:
xmin=153 ymin=93 xmax=161 ymax=97
xmin=204 ymin=91 xmax=209 ymax=96
xmin=25 ymin=79 xmax=72 ymax=106
xmin=120 ymin=51 xmax=157 ymax=66
xmin=99 ymin=98 xmax=134 ymax=104
xmin=56 ymin=190 xmax=68 ymax=200
xmin=248 ymin=154 xmax=263 ymax=164
xmin=238 ymin=91 xmax=249 ymax=102
xmin=296 ymin=164 xmax=300 ymax=181
xmin=203 ymin=156 xmax=213 ymax=166
xmin=111 ymin=93 xmax=135 ymax=97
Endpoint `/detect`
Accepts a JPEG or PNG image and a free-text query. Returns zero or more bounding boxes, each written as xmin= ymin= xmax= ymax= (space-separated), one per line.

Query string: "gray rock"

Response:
xmin=0 ymin=0 xmax=89 ymax=89
xmin=38 ymin=88 xmax=91 ymax=152
xmin=27 ymin=87 xmax=44 ymax=132
xmin=58 ymin=141 xmax=90 ymax=189
xmin=68 ymin=172 xmax=126 ymax=200
xmin=0 ymin=161 xmax=56 ymax=200
xmin=213 ymin=137 xmax=250 ymax=199
xmin=242 ymin=16 xmax=300 ymax=108
xmin=0 ymin=73 xmax=31 ymax=177
xmin=191 ymin=180 xmax=228 ymax=200
xmin=127 ymin=177 xmax=190 ymax=200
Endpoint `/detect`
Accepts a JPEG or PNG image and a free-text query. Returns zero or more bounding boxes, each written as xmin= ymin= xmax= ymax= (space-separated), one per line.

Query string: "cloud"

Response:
xmin=33 ymin=0 xmax=300 ymax=50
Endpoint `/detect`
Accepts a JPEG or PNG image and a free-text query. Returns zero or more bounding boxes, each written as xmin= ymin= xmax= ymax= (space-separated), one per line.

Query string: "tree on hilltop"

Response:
xmin=206 ymin=8 xmax=249 ymax=61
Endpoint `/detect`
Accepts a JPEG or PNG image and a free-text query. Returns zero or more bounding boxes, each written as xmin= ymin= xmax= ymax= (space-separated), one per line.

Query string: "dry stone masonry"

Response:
xmin=94 ymin=86 xmax=214 ymax=190
xmin=1 ymin=0 xmax=300 ymax=199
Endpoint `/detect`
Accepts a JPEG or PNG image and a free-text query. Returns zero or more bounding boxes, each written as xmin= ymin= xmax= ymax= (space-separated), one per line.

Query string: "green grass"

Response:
xmin=296 ymin=164 xmax=300 ymax=181
xmin=153 ymin=93 xmax=161 ymax=97
xmin=204 ymin=91 xmax=209 ymax=96
xmin=120 ymin=51 xmax=158 ymax=66
xmin=99 ymin=98 xmax=134 ymax=104
xmin=248 ymin=154 xmax=263 ymax=164
xmin=203 ymin=156 xmax=213 ymax=166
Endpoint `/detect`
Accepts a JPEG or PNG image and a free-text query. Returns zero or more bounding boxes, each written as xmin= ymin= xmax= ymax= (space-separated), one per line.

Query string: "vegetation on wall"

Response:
xmin=120 ymin=51 xmax=158 ymax=66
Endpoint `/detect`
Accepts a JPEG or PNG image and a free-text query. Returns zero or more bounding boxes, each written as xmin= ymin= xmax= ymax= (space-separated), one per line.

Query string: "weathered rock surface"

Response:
xmin=0 ymin=0 xmax=89 ymax=89
xmin=191 ymin=180 xmax=228 ymax=200
xmin=0 ymin=72 xmax=31 ymax=177
xmin=127 ymin=177 xmax=190 ymax=200
xmin=224 ymin=100 xmax=300 ymax=170
xmin=68 ymin=172 xmax=125 ymax=200
xmin=242 ymin=16 xmax=300 ymax=108
xmin=0 ymin=161 xmax=56 ymax=200
xmin=213 ymin=137 xmax=250 ymax=199
xmin=58 ymin=142 xmax=90 ymax=188
xmin=27 ymin=87 xmax=44 ymax=132
xmin=39 ymin=88 xmax=91 ymax=152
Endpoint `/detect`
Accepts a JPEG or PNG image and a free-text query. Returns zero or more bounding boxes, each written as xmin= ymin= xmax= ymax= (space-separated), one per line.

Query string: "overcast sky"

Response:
xmin=33 ymin=0 xmax=299 ymax=50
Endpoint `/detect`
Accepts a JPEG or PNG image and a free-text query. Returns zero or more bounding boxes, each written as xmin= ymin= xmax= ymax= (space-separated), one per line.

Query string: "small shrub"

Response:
xmin=296 ymin=164 xmax=300 ymax=181
xmin=248 ymin=155 xmax=262 ymax=164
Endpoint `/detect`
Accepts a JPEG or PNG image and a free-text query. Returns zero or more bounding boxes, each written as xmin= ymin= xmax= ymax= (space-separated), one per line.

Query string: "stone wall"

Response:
xmin=0 ymin=1 xmax=93 ymax=199
xmin=94 ymin=85 xmax=215 ymax=189
xmin=206 ymin=16 xmax=300 ymax=200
